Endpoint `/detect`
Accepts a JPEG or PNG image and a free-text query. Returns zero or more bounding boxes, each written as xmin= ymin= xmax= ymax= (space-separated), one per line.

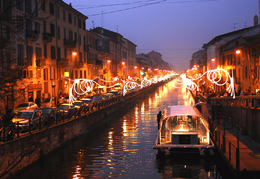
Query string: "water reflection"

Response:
xmin=17 ymin=80 xmax=225 ymax=179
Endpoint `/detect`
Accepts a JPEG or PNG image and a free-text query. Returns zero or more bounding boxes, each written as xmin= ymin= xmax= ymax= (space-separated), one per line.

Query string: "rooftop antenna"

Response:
xmin=233 ymin=23 xmax=238 ymax=31
xmin=245 ymin=22 xmax=247 ymax=28
xmin=116 ymin=25 xmax=118 ymax=32
xmin=101 ymin=11 xmax=103 ymax=28
xmin=92 ymin=21 xmax=95 ymax=28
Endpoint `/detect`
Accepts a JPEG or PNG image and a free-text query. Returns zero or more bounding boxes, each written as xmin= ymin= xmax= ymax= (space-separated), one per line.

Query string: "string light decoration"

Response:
xmin=173 ymin=68 xmax=235 ymax=98
xmin=62 ymin=73 xmax=176 ymax=104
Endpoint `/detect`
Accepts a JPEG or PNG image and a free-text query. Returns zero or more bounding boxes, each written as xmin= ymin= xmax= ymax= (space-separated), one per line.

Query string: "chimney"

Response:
xmin=254 ymin=15 xmax=258 ymax=26
xmin=69 ymin=3 xmax=72 ymax=7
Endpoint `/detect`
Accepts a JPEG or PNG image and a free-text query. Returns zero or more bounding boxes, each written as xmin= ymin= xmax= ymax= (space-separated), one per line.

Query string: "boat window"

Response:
xmin=166 ymin=115 xmax=197 ymax=132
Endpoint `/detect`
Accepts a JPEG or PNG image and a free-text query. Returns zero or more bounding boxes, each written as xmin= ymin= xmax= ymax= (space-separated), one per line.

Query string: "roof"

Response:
xmin=165 ymin=105 xmax=198 ymax=117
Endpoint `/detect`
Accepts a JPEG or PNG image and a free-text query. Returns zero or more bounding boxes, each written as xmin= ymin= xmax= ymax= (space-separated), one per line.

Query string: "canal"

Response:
xmin=16 ymin=80 xmax=231 ymax=179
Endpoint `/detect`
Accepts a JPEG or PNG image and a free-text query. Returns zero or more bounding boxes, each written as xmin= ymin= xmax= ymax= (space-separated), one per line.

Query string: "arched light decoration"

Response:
xmin=173 ymin=68 xmax=235 ymax=98
xmin=62 ymin=72 xmax=176 ymax=103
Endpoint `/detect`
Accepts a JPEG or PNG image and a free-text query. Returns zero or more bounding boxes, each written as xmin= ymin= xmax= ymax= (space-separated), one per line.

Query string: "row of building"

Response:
xmin=0 ymin=0 xmax=172 ymax=112
xmin=190 ymin=15 xmax=260 ymax=95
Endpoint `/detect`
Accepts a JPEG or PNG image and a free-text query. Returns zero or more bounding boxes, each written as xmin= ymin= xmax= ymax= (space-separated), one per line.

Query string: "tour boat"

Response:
xmin=154 ymin=105 xmax=214 ymax=156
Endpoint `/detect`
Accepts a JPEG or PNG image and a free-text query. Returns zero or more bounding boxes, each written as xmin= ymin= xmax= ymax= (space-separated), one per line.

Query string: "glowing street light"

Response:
xmin=212 ymin=58 xmax=215 ymax=62
xmin=236 ymin=50 xmax=241 ymax=54
xmin=122 ymin=61 xmax=125 ymax=65
xmin=134 ymin=66 xmax=137 ymax=69
xmin=72 ymin=51 xmax=77 ymax=56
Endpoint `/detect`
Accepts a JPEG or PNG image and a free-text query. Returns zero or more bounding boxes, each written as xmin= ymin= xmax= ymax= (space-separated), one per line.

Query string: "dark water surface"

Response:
xmin=16 ymin=81 xmax=228 ymax=179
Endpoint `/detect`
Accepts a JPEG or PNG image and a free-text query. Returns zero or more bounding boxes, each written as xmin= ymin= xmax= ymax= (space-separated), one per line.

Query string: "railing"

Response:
xmin=42 ymin=33 xmax=52 ymax=43
xmin=208 ymin=95 xmax=260 ymax=109
xmin=0 ymin=94 xmax=124 ymax=143
xmin=64 ymin=39 xmax=77 ymax=49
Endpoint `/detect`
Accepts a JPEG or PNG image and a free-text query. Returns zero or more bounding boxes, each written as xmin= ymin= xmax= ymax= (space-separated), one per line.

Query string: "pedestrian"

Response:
xmin=29 ymin=96 xmax=33 ymax=102
xmin=157 ymin=111 xmax=162 ymax=130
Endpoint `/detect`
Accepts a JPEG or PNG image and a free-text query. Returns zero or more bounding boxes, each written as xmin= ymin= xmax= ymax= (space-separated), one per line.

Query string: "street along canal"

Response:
xmin=15 ymin=80 xmax=233 ymax=179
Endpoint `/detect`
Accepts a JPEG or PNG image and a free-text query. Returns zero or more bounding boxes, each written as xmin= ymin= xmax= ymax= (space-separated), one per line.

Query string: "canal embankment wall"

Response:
xmin=0 ymin=81 xmax=165 ymax=179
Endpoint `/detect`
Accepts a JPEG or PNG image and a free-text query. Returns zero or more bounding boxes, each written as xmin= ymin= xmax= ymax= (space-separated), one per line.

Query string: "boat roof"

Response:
xmin=165 ymin=105 xmax=198 ymax=117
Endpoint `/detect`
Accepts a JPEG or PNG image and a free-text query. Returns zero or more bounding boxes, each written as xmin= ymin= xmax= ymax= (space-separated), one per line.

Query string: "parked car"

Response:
xmin=80 ymin=98 xmax=92 ymax=106
xmin=72 ymin=100 xmax=84 ymax=109
xmin=92 ymin=95 xmax=105 ymax=102
xmin=57 ymin=103 xmax=76 ymax=118
xmin=110 ymin=90 xmax=122 ymax=97
xmin=39 ymin=107 xmax=56 ymax=125
xmin=13 ymin=102 xmax=38 ymax=114
xmin=41 ymin=97 xmax=55 ymax=107
xmin=12 ymin=109 xmax=42 ymax=132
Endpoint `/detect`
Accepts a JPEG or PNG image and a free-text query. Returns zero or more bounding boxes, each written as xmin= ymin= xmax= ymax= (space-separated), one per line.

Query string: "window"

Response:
xmin=64 ymin=28 xmax=66 ymax=39
xmin=75 ymin=70 xmax=78 ymax=79
xmin=74 ymin=32 xmax=77 ymax=41
xmin=69 ymin=30 xmax=73 ymax=40
xmin=79 ymin=34 xmax=81 ymax=45
xmin=36 ymin=68 xmax=41 ymax=78
xmin=35 ymin=0 xmax=38 ymax=17
xmin=25 ymin=0 xmax=32 ymax=14
xmin=35 ymin=22 xmax=40 ymax=33
xmin=79 ymin=52 xmax=82 ymax=62
xmin=83 ymin=21 xmax=85 ymax=30
xmin=57 ymin=26 xmax=60 ymax=39
xmin=42 ymin=0 xmax=45 ymax=10
xmin=36 ymin=47 xmax=42 ymax=58
xmin=49 ymin=2 xmax=54 ymax=15
xmin=44 ymin=68 xmax=48 ymax=80
xmin=17 ymin=16 xmax=24 ymax=29
xmin=70 ymin=69 xmax=73 ymax=79
xmin=63 ymin=9 xmax=66 ymax=21
xmin=51 ymin=46 xmax=56 ymax=59
xmin=68 ymin=13 xmax=72 ymax=23
xmin=17 ymin=44 xmax=24 ymax=65
xmin=74 ymin=16 xmax=76 ymax=26
xmin=57 ymin=47 xmax=61 ymax=59
xmin=84 ymin=70 xmax=86 ymax=78
xmin=29 ymin=70 xmax=33 ymax=78
xmin=57 ymin=6 xmax=60 ymax=18
xmin=80 ymin=70 xmax=82 ymax=78
xmin=64 ymin=49 xmax=67 ymax=59
xmin=50 ymin=23 xmax=55 ymax=36
xmin=44 ymin=44 xmax=47 ymax=58
xmin=84 ymin=52 xmax=86 ymax=63
xmin=6 ymin=26 xmax=10 ymax=40
xmin=78 ymin=19 xmax=81 ymax=28
xmin=16 ymin=0 xmax=24 ymax=11
xmin=27 ymin=45 xmax=33 ymax=66
xmin=23 ymin=70 xmax=27 ymax=78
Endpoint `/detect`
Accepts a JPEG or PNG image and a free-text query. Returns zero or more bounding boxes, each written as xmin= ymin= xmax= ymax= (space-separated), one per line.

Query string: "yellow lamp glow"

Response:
xmin=236 ymin=50 xmax=241 ymax=54
xmin=64 ymin=72 xmax=69 ymax=77
xmin=72 ymin=51 xmax=77 ymax=56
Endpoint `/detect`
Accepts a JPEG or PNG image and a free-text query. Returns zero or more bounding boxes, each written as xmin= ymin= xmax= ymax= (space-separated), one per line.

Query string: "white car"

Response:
xmin=12 ymin=109 xmax=42 ymax=131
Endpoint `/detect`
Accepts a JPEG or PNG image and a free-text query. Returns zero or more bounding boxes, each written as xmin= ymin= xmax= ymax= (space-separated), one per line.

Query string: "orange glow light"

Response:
xmin=107 ymin=60 xmax=111 ymax=63
xmin=134 ymin=66 xmax=137 ymax=69
xmin=236 ymin=50 xmax=241 ymax=54
xmin=72 ymin=51 xmax=77 ymax=56
xmin=212 ymin=58 xmax=215 ymax=62
xmin=122 ymin=61 xmax=125 ymax=65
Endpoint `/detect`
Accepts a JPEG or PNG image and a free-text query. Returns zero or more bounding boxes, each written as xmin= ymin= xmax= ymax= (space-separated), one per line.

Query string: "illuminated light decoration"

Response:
xmin=62 ymin=73 xmax=177 ymax=104
xmin=173 ymin=68 xmax=235 ymax=98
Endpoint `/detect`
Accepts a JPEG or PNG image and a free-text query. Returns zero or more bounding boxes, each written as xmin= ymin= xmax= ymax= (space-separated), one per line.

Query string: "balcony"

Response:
xmin=42 ymin=33 xmax=52 ymax=43
xmin=27 ymin=30 xmax=40 ymax=42
xmin=58 ymin=58 xmax=69 ymax=68
xmin=75 ymin=61 xmax=83 ymax=68
xmin=64 ymin=39 xmax=77 ymax=49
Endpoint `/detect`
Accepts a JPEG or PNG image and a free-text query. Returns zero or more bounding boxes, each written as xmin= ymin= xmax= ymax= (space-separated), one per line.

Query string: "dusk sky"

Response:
xmin=63 ymin=0 xmax=259 ymax=72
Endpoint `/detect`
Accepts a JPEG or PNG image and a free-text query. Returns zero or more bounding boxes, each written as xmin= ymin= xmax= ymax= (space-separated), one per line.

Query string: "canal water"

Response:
xmin=16 ymin=80 xmax=229 ymax=179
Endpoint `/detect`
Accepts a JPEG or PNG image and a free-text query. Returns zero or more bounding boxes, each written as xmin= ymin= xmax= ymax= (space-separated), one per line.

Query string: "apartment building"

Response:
xmin=41 ymin=0 xmax=88 ymax=99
